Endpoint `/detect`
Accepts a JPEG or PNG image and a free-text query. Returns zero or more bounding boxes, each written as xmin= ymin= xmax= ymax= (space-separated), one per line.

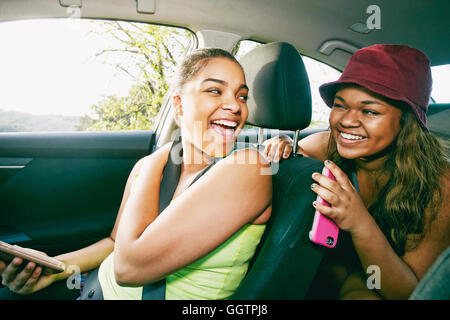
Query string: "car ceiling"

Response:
xmin=0 ymin=0 xmax=448 ymax=70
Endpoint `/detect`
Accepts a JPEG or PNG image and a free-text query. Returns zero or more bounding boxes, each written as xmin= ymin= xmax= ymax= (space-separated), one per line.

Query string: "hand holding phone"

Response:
xmin=0 ymin=241 xmax=65 ymax=273
xmin=309 ymin=166 xmax=340 ymax=248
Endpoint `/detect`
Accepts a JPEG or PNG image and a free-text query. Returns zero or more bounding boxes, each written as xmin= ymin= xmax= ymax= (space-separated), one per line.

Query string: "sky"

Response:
xmin=0 ymin=19 xmax=133 ymax=117
xmin=0 ymin=19 xmax=448 ymax=120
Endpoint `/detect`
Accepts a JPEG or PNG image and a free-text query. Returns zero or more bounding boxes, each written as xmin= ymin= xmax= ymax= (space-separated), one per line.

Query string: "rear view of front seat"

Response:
xmin=231 ymin=42 xmax=325 ymax=299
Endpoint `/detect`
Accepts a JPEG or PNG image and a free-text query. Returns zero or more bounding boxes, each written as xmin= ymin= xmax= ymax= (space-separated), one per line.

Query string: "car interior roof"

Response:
xmin=0 ymin=0 xmax=448 ymax=71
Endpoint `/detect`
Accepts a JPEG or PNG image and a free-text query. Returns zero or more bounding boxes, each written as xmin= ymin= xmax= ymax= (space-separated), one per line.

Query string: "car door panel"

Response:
xmin=0 ymin=131 xmax=155 ymax=256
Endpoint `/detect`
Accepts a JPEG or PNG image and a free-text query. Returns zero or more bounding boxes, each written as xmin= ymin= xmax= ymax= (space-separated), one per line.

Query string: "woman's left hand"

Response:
xmin=310 ymin=160 xmax=373 ymax=234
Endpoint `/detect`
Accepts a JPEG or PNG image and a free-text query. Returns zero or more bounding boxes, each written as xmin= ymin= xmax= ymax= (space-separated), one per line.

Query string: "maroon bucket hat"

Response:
xmin=319 ymin=44 xmax=432 ymax=128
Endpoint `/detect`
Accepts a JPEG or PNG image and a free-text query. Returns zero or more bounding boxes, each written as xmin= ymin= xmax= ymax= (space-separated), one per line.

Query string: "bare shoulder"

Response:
xmin=222 ymin=148 xmax=271 ymax=170
xmin=433 ymin=168 xmax=450 ymax=228
xmin=133 ymin=142 xmax=173 ymax=174
xmin=403 ymin=167 xmax=450 ymax=278
xmin=426 ymin=168 xmax=450 ymax=230
xmin=207 ymin=148 xmax=272 ymax=188
xmin=298 ymin=131 xmax=330 ymax=161
xmin=442 ymin=168 xmax=450 ymax=198
xmin=442 ymin=168 xmax=450 ymax=197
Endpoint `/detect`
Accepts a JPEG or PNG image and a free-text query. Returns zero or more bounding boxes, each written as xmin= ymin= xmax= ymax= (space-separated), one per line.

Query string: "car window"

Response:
xmin=431 ymin=64 xmax=450 ymax=103
xmin=302 ymin=56 xmax=341 ymax=129
xmin=233 ymin=40 xmax=341 ymax=130
xmin=233 ymin=40 xmax=263 ymax=60
xmin=0 ymin=19 xmax=193 ymax=132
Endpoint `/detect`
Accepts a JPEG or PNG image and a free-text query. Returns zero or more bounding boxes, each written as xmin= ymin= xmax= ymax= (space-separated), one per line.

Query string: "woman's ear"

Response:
xmin=172 ymin=96 xmax=183 ymax=127
xmin=172 ymin=96 xmax=183 ymax=116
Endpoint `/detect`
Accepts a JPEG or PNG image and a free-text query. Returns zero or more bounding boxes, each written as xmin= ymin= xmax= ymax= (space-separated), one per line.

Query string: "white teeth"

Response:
xmin=211 ymin=120 xmax=237 ymax=128
xmin=340 ymin=132 xmax=365 ymax=140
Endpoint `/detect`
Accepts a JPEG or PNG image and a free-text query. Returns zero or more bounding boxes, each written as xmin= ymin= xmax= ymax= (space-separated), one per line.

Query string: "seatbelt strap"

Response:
xmin=141 ymin=134 xmax=218 ymax=299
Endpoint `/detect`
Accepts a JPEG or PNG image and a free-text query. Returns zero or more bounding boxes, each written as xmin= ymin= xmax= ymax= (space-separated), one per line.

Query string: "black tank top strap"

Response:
xmin=142 ymin=135 xmax=220 ymax=300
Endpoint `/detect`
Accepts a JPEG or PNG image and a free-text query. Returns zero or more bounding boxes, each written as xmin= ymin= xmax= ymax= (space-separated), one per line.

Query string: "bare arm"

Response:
xmin=352 ymin=173 xmax=450 ymax=299
xmin=313 ymin=162 xmax=450 ymax=299
xmin=54 ymin=149 xmax=157 ymax=280
xmin=298 ymin=131 xmax=329 ymax=161
xmin=0 ymin=149 xmax=154 ymax=294
xmin=348 ymin=215 xmax=419 ymax=299
xmin=263 ymin=131 xmax=330 ymax=162
xmin=114 ymin=148 xmax=272 ymax=286
xmin=402 ymin=173 xmax=450 ymax=279
xmin=339 ymin=271 xmax=382 ymax=300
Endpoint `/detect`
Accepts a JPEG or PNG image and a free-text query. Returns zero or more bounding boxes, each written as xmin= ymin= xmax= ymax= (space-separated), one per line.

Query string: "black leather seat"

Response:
xmin=231 ymin=43 xmax=450 ymax=300
xmin=231 ymin=42 xmax=325 ymax=299
xmin=427 ymin=103 xmax=450 ymax=142
xmin=409 ymin=246 xmax=450 ymax=300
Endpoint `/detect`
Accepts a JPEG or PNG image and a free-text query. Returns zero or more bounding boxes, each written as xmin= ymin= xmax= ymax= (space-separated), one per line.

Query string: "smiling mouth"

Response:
xmin=339 ymin=131 xmax=367 ymax=142
xmin=210 ymin=119 xmax=239 ymax=140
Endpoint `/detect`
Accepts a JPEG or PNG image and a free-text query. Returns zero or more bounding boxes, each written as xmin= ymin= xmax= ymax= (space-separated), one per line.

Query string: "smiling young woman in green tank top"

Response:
xmin=0 ymin=48 xmax=272 ymax=300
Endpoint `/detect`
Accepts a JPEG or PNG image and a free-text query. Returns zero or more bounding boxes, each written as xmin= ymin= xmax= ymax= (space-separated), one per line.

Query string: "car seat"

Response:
xmin=427 ymin=103 xmax=450 ymax=157
xmin=230 ymin=42 xmax=325 ymax=299
xmin=409 ymin=246 xmax=450 ymax=300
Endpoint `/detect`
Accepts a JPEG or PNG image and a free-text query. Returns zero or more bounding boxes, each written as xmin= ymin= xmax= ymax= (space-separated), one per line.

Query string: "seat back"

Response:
xmin=231 ymin=42 xmax=325 ymax=299
xmin=232 ymin=156 xmax=323 ymax=299
xmin=427 ymin=103 xmax=450 ymax=140
xmin=409 ymin=247 xmax=450 ymax=300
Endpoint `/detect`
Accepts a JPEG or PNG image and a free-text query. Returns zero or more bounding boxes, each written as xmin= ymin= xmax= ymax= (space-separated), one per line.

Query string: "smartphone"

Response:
xmin=0 ymin=240 xmax=65 ymax=273
xmin=309 ymin=166 xmax=339 ymax=248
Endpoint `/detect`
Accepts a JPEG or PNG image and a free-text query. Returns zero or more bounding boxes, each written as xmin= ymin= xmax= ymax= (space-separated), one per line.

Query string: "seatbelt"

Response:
xmin=80 ymin=134 xmax=218 ymax=300
xmin=141 ymin=134 xmax=218 ymax=299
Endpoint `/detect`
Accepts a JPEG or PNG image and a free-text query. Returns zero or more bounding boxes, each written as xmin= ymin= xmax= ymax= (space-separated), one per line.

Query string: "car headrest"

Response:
xmin=239 ymin=42 xmax=312 ymax=130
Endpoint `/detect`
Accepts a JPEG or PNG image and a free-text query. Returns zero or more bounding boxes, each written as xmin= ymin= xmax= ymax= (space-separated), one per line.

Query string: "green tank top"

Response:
xmin=98 ymin=223 xmax=265 ymax=300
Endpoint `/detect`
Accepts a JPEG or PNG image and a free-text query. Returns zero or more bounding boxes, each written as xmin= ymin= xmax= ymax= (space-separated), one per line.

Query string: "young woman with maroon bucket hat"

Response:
xmin=264 ymin=44 xmax=449 ymax=299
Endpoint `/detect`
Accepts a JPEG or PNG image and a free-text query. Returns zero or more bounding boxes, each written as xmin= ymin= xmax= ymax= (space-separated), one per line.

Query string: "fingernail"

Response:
xmin=324 ymin=160 xmax=331 ymax=166
xmin=311 ymin=183 xmax=316 ymax=189
xmin=313 ymin=201 xmax=317 ymax=207
xmin=312 ymin=172 xmax=318 ymax=179
xmin=33 ymin=267 xmax=42 ymax=278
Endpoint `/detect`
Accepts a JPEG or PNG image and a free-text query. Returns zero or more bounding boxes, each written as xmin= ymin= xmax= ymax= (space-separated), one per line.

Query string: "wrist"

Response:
xmin=52 ymin=266 xmax=70 ymax=282
xmin=49 ymin=271 xmax=63 ymax=282
xmin=349 ymin=210 xmax=378 ymax=242
xmin=52 ymin=256 xmax=75 ymax=281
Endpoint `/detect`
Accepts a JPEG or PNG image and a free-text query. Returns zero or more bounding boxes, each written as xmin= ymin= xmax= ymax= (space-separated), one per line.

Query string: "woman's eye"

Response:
xmin=332 ymin=103 xmax=345 ymax=109
xmin=238 ymin=95 xmax=248 ymax=102
xmin=207 ymin=89 xmax=221 ymax=94
xmin=363 ymin=109 xmax=380 ymax=115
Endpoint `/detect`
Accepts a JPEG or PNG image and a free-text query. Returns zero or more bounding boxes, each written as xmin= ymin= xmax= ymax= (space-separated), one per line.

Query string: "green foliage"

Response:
xmin=80 ymin=21 xmax=191 ymax=131
xmin=86 ymin=85 xmax=157 ymax=131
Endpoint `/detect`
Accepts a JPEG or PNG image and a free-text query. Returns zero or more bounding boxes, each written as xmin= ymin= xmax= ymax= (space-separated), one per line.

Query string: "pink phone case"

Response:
xmin=309 ymin=166 xmax=339 ymax=248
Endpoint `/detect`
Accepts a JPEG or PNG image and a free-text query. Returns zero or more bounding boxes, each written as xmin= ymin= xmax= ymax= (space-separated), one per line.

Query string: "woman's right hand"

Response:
xmin=262 ymin=134 xmax=294 ymax=162
xmin=0 ymin=256 xmax=58 ymax=295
